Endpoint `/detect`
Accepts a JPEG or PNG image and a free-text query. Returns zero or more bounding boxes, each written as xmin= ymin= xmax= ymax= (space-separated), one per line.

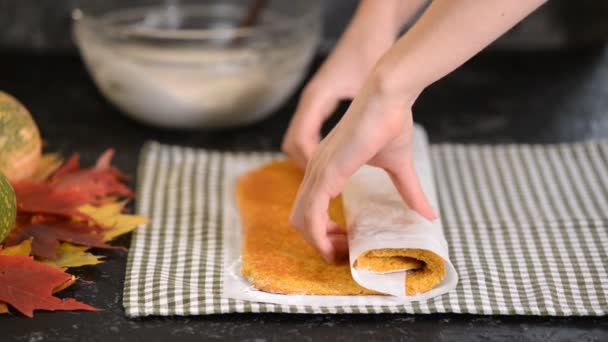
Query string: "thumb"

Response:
xmin=386 ymin=160 xmax=438 ymax=220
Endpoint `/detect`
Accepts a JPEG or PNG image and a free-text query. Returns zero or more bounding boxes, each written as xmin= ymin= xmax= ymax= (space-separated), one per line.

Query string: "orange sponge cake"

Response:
xmin=236 ymin=160 xmax=445 ymax=296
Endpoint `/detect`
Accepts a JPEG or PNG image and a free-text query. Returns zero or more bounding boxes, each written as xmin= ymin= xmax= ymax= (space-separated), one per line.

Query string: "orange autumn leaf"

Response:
xmin=49 ymin=149 xmax=134 ymax=205
xmin=0 ymin=255 xmax=99 ymax=317
xmin=0 ymin=148 xmax=144 ymax=317
xmin=52 ymin=275 xmax=77 ymax=293
xmin=11 ymin=149 xmax=133 ymax=220
xmin=11 ymin=181 xmax=93 ymax=220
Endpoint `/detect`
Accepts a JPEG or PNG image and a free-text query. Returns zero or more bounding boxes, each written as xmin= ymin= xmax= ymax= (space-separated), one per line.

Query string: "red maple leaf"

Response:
xmin=12 ymin=181 xmax=91 ymax=219
xmin=49 ymin=149 xmax=134 ymax=205
xmin=50 ymin=152 xmax=80 ymax=179
xmin=0 ymin=255 xmax=99 ymax=317
xmin=11 ymin=149 xmax=134 ymax=220
xmin=4 ymin=218 xmax=122 ymax=260
xmin=0 ymin=148 xmax=135 ymax=317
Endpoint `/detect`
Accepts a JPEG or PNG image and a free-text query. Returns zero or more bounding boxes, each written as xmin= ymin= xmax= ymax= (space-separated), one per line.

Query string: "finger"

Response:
xmin=326 ymin=222 xmax=345 ymax=234
xmin=327 ymin=222 xmax=348 ymax=261
xmin=387 ymin=160 xmax=438 ymax=220
xmin=289 ymin=186 xmax=337 ymax=263
xmin=282 ymin=87 xmax=340 ymax=168
xmin=290 ymin=163 xmax=349 ymax=263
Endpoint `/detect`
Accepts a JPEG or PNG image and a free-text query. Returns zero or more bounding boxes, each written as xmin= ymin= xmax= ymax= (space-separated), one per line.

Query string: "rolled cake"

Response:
xmin=236 ymin=160 xmax=445 ymax=296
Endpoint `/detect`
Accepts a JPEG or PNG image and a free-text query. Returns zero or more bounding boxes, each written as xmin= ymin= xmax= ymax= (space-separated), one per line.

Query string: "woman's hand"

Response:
xmin=289 ymin=72 xmax=437 ymax=263
xmin=288 ymin=0 xmax=547 ymax=263
xmin=282 ymin=0 xmax=427 ymax=168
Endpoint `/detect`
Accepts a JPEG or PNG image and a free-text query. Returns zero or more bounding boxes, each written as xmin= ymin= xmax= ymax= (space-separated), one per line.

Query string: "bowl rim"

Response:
xmin=72 ymin=2 xmax=320 ymax=41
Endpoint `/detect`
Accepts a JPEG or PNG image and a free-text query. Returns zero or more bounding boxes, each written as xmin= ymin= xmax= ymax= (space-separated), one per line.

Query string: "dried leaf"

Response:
xmin=0 ymin=148 xmax=140 ymax=317
xmin=11 ymin=149 xmax=133 ymax=220
xmin=43 ymin=243 xmax=104 ymax=268
xmin=4 ymin=219 xmax=119 ymax=260
xmin=0 ymin=255 xmax=99 ymax=317
xmin=50 ymin=153 xmax=80 ymax=180
xmin=0 ymin=238 xmax=32 ymax=256
xmin=52 ymin=275 xmax=77 ymax=293
xmin=11 ymin=181 xmax=91 ymax=220
xmin=50 ymin=150 xmax=134 ymax=205
xmin=78 ymin=202 xmax=148 ymax=241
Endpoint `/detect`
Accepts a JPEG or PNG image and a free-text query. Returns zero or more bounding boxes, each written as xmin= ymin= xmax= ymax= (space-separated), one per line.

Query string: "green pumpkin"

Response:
xmin=0 ymin=171 xmax=16 ymax=243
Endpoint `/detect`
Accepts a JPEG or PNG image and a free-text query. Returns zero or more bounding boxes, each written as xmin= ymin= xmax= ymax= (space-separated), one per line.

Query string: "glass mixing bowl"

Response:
xmin=73 ymin=0 xmax=321 ymax=129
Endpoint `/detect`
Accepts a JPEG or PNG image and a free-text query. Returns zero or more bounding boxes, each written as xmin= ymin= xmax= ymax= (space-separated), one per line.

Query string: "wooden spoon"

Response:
xmin=231 ymin=0 xmax=268 ymax=46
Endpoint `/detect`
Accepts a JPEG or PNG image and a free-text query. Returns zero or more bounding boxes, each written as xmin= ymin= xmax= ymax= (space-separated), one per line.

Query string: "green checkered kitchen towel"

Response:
xmin=123 ymin=141 xmax=608 ymax=317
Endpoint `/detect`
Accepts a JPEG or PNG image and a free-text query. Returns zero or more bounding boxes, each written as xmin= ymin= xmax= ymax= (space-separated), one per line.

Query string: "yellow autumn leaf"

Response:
xmin=42 ymin=243 xmax=104 ymax=268
xmin=0 ymin=302 xmax=8 ymax=314
xmin=30 ymin=153 xmax=63 ymax=181
xmin=78 ymin=202 xmax=148 ymax=242
xmin=0 ymin=239 xmax=32 ymax=256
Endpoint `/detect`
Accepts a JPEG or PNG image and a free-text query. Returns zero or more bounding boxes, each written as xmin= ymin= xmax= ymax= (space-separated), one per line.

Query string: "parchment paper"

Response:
xmin=222 ymin=126 xmax=458 ymax=305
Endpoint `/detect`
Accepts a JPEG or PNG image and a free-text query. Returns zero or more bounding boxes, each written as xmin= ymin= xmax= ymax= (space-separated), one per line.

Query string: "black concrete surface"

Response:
xmin=0 ymin=48 xmax=607 ymax=341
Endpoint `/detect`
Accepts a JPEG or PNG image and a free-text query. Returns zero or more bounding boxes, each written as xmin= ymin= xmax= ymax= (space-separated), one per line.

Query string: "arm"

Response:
xmin=282 ymin=0 xmax=428 ymax=168
xmin=373 ymin=0 xmax=547 ymax=100
xmin=290 ymin=0 xmax=547 ymax=263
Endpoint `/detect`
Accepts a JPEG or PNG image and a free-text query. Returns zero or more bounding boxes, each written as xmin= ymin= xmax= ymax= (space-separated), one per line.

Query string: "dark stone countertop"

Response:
xmin=0 ymin=47 xmax=607 ymax=341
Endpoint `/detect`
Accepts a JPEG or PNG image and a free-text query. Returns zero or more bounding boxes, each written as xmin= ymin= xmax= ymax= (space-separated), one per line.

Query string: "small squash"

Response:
xmin=0 ymin=91 xmax=41 ymax=181
xmin=0 ymin=172 xmax=16 ymax=243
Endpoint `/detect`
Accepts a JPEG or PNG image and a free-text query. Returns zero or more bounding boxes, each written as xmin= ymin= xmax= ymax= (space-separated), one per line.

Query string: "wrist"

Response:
xmin=367 ymin=60 xmax=422 ymax=110
xmin=354 ymin=0 xmax=428 ymax=38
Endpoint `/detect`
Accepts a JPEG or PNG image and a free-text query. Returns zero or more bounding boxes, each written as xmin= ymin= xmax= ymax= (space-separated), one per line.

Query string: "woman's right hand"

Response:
xmin=286 ymin=0 xmax=548 ymax=263
xmin=281 ymin=29 xmax=392 ymax=169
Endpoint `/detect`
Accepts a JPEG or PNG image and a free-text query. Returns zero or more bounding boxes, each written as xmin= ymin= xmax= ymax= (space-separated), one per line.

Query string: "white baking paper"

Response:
xmin=222 ymin=125 xmax=458 ymax=306
xmin=344 ymin=127 xmax=458 ymax=300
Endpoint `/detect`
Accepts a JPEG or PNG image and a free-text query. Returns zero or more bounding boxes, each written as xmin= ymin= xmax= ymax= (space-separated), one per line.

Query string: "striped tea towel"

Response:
xmin=123 ymin=141 xmax=608 ymax=317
